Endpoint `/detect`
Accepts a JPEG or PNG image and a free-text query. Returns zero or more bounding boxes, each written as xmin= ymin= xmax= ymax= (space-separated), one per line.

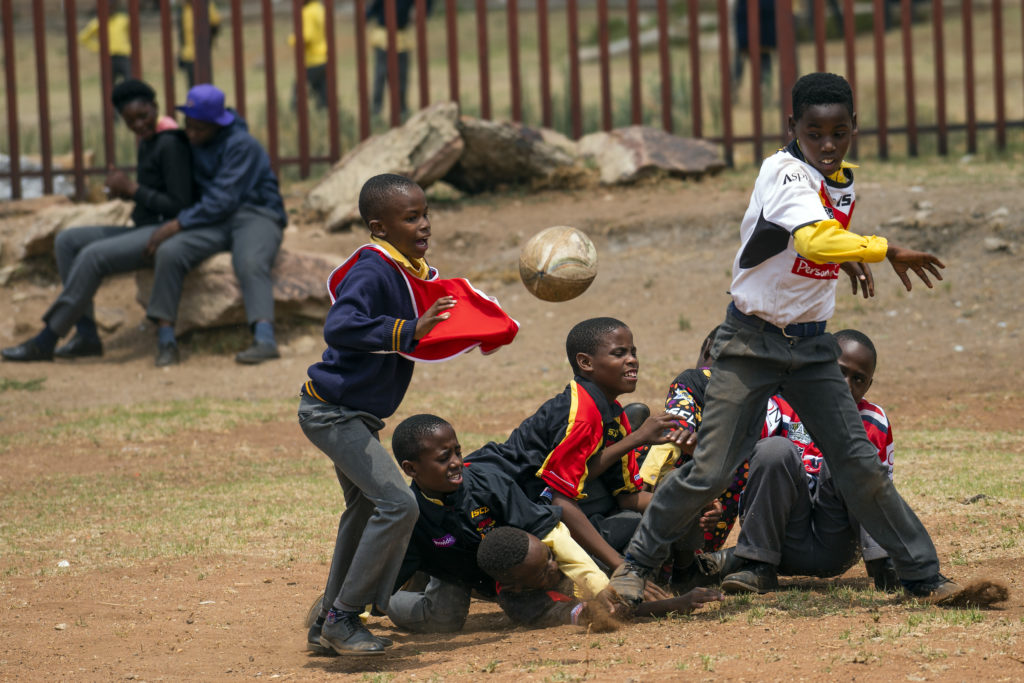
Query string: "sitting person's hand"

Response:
xmin=643 ymin=580 xmax=671 ymax=602
xmin=145 ymin=219 xmax=181 ymax=258
xmin=633 ymin=411 xmax=687 ymax=446
xmin=698 ymin=499 xmax=723 ymax=532
xmin=104 ymin=169 xmax=138 ymax=199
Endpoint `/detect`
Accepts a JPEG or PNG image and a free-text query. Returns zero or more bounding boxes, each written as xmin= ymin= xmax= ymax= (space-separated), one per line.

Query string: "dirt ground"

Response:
xmin=1 ymin=161 xmax=1023 ymax=681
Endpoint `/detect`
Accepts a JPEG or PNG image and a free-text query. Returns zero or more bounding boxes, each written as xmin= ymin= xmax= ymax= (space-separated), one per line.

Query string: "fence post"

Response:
xmin=717 ymin=0 xmax=734 ymax=166
xmin=992 ymin=0 xmax=1005 ymax=150
xmin=159 ymin=0 xmax=176 ymax=116
xmin=2 ymin=0 xmax=20 ymax=200
xmin=537 ymin=0 xmax=552 ymax=128
xmin=97 ymin=0 xmax=116 ymax=169
xmin=324 ymin=0 xmax=339 ymax=160
xmin=32 ymin=0 xmax=53 ymax=195
xmin=64 ymin=0 xmax=87 ymax=199
xmin=231 ymin=0 xmax=248 ymax=121
xmin=900 ymin=0 xmax=917 ymax=156
xmin=567 ymin=0 xmax=582 ymax=139
xmin=415 ymin=0 xmax=430 ymax=110
xmin=128 ymin=0 xmax=142 ymax=78
xmin=193 ymin=0 xmax=213 ymax=85
xmin=260 ymin=0 xmax=279 ymax=173
xmin=687 ymin=0 xmax=702 ymax=137
xmin=508 ymin=0 xmax=522 ymax=122
xmin=445 ymin=0 xmax=459 ymax=105
xmin=355 ymin=0 xmax=371 ymax=141
xmin=776 ymin=0 xmax=798 ymax=143
xmin=657 ymin=0 xmax=672 ymax=133
xmin=961 ymin=0 xmax=977 ymax=154
xmin=871 ymin=0 xmax=888 ymax=159
xmin=931 ymin=0 xmax=947 ymax=155
xmin=292 ymin=0 xmax=310 ymax=179
xmin=597 ymin=0 xmax=612 ymax=131
xmin=475 ymin=0 xmax=491 ymax=120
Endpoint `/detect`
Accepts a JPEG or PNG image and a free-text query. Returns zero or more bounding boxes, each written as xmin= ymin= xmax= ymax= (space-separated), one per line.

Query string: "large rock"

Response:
xmin=134 ymin=249 xmax=340 ymax=335
xmin=14 ymin=200 xmax=133 ymax=261
xmin=577 ymin=126 xmax=725 ymax=185
xmin=443 ymin=117 xmax=577 ymax=193
xmin=305 ymin=102 xmax=464 ymax=231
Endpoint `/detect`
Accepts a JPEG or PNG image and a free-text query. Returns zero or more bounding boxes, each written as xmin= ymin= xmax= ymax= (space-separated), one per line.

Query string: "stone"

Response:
xmin=577 ymin=126 xmax=725 ymax=185
xmin=134 ymin=249 xmax=341 ymax=335
xmin=15 ymin=200 xmax=133 ymax=261
xmin=443 ymin=117 xmax=577 ymax=193
xmin=304 ymin=102 xmax=464 ymax=231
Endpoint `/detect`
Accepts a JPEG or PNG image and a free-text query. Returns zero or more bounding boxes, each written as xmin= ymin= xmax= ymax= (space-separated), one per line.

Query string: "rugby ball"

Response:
xmin=519 ymin=226 xmax=598 ymax=302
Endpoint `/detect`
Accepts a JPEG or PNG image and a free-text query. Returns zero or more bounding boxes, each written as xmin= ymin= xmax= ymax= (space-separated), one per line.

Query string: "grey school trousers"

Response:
xmin=626 ymin=309 xmax=939 ymax=582
xmin=298 ymin=395 xmax=418 ymax=614
xmin=735 ymin=436 xmax=883 ymax=576
xmin=388 ymin=577 xmax=472 ymax=633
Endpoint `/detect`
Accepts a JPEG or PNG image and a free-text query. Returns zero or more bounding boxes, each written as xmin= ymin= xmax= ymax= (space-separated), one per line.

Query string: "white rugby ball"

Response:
xmin=519 ymin=226 xmax=598 ymax=302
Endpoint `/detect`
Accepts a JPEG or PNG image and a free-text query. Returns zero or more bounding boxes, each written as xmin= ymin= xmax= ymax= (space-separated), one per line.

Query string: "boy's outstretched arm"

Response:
xmin=589 ymin=411 xmax=691 ymax=478
xmin=885 ymin=244 xmax=945 ymax=291
xmin=633 ymin=586 xmax=723 ymax=617
xmin=550 ymin=491 xmax=624 ymax=571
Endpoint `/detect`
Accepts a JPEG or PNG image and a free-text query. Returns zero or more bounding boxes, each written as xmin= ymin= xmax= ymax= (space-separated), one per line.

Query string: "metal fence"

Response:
xmin=2 ymin=0 xmax=1022 ymax=200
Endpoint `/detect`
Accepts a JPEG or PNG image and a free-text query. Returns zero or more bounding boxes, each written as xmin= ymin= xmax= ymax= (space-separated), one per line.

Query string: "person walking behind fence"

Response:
xmin=289 ymin=0 xmax=329 ymax=110
xmin=367 ymin=0 xmax=432 ymax=119
xmin=178 ymin=1 xmax=222 ymax=88
xmin=2 ymin=80 xmax=193 ymax=366
xmin=78 ymin=1 xmax=133 ymax=84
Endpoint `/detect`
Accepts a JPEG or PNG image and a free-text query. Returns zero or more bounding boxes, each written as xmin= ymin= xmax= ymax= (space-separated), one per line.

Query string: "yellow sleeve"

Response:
xmin=209 ymin=2 xmax=222 ymax=26
xmin=109 ymin=14 xmax=132 ymax=56
xmin=638 ymin=443 xmax=680 ymax=488
xmin=792 ymin=219 xmax=889 ymax=264
xmin=78 ymin=18 xmax=100 ymax=52
xmin=541 ymin=522 xmax=609 ymax=599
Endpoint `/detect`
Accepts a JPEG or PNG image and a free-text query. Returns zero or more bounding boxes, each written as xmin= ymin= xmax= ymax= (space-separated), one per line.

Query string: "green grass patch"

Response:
xmin=0 ymin=377 xmax=46 ymax=393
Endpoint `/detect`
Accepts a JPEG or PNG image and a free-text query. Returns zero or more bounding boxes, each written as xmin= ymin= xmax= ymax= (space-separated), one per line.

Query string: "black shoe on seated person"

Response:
xmin=155 ymin=342 xmax=180 ymax=367
xmin=721 ymin=560 xmax=779 ymax=594
xmin=54 ymin=334 xmax=103 ymax=359
xmin=865 ymin=557 xmax=900 ymax=592
xmin=1 ymin=339 xmax=53 ymax=362
xmin=235 ymin=341 xmax=280 ymax=365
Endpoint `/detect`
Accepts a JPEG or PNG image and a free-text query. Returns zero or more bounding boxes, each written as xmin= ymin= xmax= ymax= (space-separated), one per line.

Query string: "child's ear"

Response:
xmin=575 ymin=352 xmax=593 ymax=373
xmin=850 ymin=111 xmax=858 ymax=134
xmin=787 ymin=114 xmax=796 ymax=136
xmin=400 ymin=460 xmax=418 ymax=479
xmin=368 ymin=218 xmax=385 ymax=238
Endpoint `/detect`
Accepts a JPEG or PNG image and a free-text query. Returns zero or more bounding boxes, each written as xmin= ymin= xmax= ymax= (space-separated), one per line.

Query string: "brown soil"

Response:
xmin=1 ymin=165 xmax=1022 ymax=681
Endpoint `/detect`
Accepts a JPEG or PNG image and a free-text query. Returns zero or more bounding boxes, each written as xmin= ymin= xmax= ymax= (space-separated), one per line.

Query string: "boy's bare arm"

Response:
xmin=588 ymin=412 xmax=690 ymax=478
xmin=550 ymin=492 xmax=623 ymax=571
xmin=885 ymin=244 xmax=945 ymax=291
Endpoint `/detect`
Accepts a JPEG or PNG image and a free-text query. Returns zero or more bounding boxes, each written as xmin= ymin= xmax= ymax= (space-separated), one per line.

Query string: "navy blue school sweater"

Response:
xmin=304 ymin=249 xmax=421 ymax=418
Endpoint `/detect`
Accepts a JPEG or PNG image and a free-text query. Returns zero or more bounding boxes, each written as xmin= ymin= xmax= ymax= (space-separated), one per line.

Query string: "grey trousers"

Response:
xmin=388 ymin=577 xmax=472 ymax=633
xmin=626 ymin=310 xmax=939 ymax=581
xmin=298 ymin=394 xmax=418 ymax=614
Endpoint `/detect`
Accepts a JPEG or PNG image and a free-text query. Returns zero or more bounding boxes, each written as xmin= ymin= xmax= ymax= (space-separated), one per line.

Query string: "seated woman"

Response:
xmin=3 ymin=79 xmax=194 ymax=367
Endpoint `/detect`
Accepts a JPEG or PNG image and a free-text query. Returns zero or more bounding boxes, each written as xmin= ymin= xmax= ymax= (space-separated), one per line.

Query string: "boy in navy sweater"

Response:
xmin=299 ymin=174 xmax=456 ymax=656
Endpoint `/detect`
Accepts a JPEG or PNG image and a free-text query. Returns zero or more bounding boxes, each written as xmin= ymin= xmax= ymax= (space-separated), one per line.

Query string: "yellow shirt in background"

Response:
xmin=289 ymin=1 xmax=329 ymax=67
xmin=180 ymin=2 xmax=223 ymax=62
xmin=78 ymin=12 xmax=132 ymax=56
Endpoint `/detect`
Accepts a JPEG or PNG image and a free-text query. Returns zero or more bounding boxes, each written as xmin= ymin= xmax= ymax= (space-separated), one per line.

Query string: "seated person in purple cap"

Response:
xmin=145 ymin=83 xmax=288 ymax=365
xmin=2 ymin=79 xmax=194 ymax=366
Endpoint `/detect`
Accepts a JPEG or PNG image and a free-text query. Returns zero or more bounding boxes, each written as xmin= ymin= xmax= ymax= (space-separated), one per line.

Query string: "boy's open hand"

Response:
xmin=840 ymin=261 xmax=874 ymax=298
xmin=698 ymin=499 xmax=723 ymax=532
xmin=634 ymin=411 xmax=686 ymax=446
xmin=414 ymin=296 xmax=456 ymax=340
xmin=886 ymin=245 xmax=945 ymax=291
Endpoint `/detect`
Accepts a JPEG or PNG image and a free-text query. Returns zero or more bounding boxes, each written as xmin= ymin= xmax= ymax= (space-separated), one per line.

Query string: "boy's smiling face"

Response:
xmin=789 ymin=103 xmax=857 ymax=178
xmin=837 ymin=338 xmax=875 ymax=404
xmin=493 ymin=534 xmax=562 ymax=592
xmin=576 ymin=326 xmax=639 ymax=402
xmin=400 ymin=423 xmax=464 ymax=499
xmin=369 ymin=186 xmax=431 ymax=261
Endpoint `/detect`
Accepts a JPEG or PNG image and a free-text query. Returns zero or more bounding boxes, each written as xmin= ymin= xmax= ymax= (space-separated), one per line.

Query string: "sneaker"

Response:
xmin=54 ymin=334 xmax=103 ymax=359
xmin=610 ymin=558 xmax=656 ymax=606
xmin=1 ymin=339 xmax=53 ymax=362
xmin=902 ymin=573 xmax=962 ymax=604
xmin=155 ymin=342 xmax=180 ymax=367
xmin=318 ymin=609 xmax=385 ymax=656
xmin=721 ymin=560 xmax=779 ymax=594
xmin=865 ymin=557 xmax=900 ymax=592
xmin=235 ymin=341 xmax=280 ymax=365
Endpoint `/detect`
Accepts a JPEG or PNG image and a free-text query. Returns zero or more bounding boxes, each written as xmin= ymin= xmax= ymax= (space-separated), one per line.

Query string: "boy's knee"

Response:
xmin=750 ymin=436 xmax=800 ymax=471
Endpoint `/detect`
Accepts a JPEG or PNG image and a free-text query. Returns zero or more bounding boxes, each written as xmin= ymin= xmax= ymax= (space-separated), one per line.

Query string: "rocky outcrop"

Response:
xmin=12 ymin=200 xmax=133 ymax=261
xmin=577 ymin=126 xmax=725 ymax=184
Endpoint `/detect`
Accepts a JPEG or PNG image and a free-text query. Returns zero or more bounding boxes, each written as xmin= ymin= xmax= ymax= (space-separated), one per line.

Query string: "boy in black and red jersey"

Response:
xmin=609 ymin=72 xmax=1002 ymax=608
xmin=465 ymin=317 xmax=689 ymax=573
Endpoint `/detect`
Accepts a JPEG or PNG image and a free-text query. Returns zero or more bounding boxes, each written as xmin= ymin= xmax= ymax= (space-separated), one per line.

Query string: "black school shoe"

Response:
xmin=865 ymin=557 xmax=901 ymax=592
xmin=155 ymin=341 xmax=180 ymax=367
xmin=901 ymin=573 xmax=963 ymax=604
xmin=307 ymin=616 xmax=393 ymax=655
xmin=1 ymin=339 xmax=53 ymax=362
xmin=235 ymin=341 xmax=280 ymax=365
xmin=721 ymin=560 xmax=780 ymax=594
xmin=54 ymin=334 xmax=103 ymax=359
xmin=319 ymin=610 xmax=387 ymax=656
xmin=672 ymin=547 xmax=745 ymax=593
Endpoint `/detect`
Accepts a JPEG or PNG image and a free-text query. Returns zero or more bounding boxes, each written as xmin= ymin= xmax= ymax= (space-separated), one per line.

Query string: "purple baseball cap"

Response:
xmin=176 ymin=84 xmax=235 ymax=126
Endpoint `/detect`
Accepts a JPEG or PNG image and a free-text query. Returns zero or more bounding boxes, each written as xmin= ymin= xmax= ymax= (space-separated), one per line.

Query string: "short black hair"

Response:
xmin=392 ymin=413 xmax=452 ymax=465
xmin=565 ymin=317 xmax=628 ymax=375
xmin=111 ymin=79 xmax=156 ymax=113
xmin=477 ymin=526 xmax=531 ymax=578
xmin=358 ymin=173 xmax=421 ymax=227
xmin=791 ymin=72 xmax=854 ymax=121
xmin=834 ymin=328 xmax=877 ymax=371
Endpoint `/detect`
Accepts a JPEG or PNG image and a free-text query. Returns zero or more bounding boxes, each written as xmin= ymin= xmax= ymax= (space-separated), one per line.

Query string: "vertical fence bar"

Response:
xmin=2 ymin=0 xmax=20 ymax=199
xmin=159 ymin=0 xmax=176 ymax=116
xmin=597 ymin=0 xmax=612 ymax=131
xmin=292 ymin=0 xmax=310 ymax=178
xmin=776 ymin=0 xmax=798 ymax=140
xmin=748 ymin=0 xmax=764 ymax=161
xmin=415 ymin=0 xmax=429 ymax=109
xmin=324 ymin=0 xmax=339 ymax=160
xmin=627 ymin=0 xmax=641 ymax=125
xmin=32 ymin=0 xmax=54 ymax=195
xmin=260 ymin=0 xmax=279 ymax=172
xmin=474 ymin=0 xmax=491 ymax=120
xmin=871 ymin=0 xmax=888 ymax=158
xmin=717 ymin=0 xmax=734 ymax=166
xmin=385 ymin=0 xmax=402 ymax=127
xmin=97 ymin=0 xmax=117 ymax=169
xmin=537 ymin=0 xmax=552 ymax=128
xmin=657 ymin=0 xmax=672 ymax=132
xmin=445 ymin=0 xmax=459 ymax=105
xmin=900 ymin=0 xmax=917 ymax=156
xmin=231 ymin=0 xmax=247 ymax=120
xmin=814 ymin=0 xmax=826 ymax=71
xmin=931 ymin=0 xmax=947 ymax=154
xmin=64 ymin=0 xmax=86 ymax=198
xmin=992 ymin=0 xmax=1005 ymax=150
xmin=194 ymin=0 xmax=212 ymax=84
xmin=962 ymin=0 xmax=976 ymax=153
xmin=567 ymin=0 xmax=582 ymax=138
xmin=842 ymin=0 xmax=857 ymax=157
xmin=128 ymin=0 xmax=142 ymax=77
xmin=508 ymin=0 xmax=522 ymax=122
xmin=355 ymin=0 xmax=371 ymax=140
xmin=688 ymin=0 xmax=702 ymax=137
